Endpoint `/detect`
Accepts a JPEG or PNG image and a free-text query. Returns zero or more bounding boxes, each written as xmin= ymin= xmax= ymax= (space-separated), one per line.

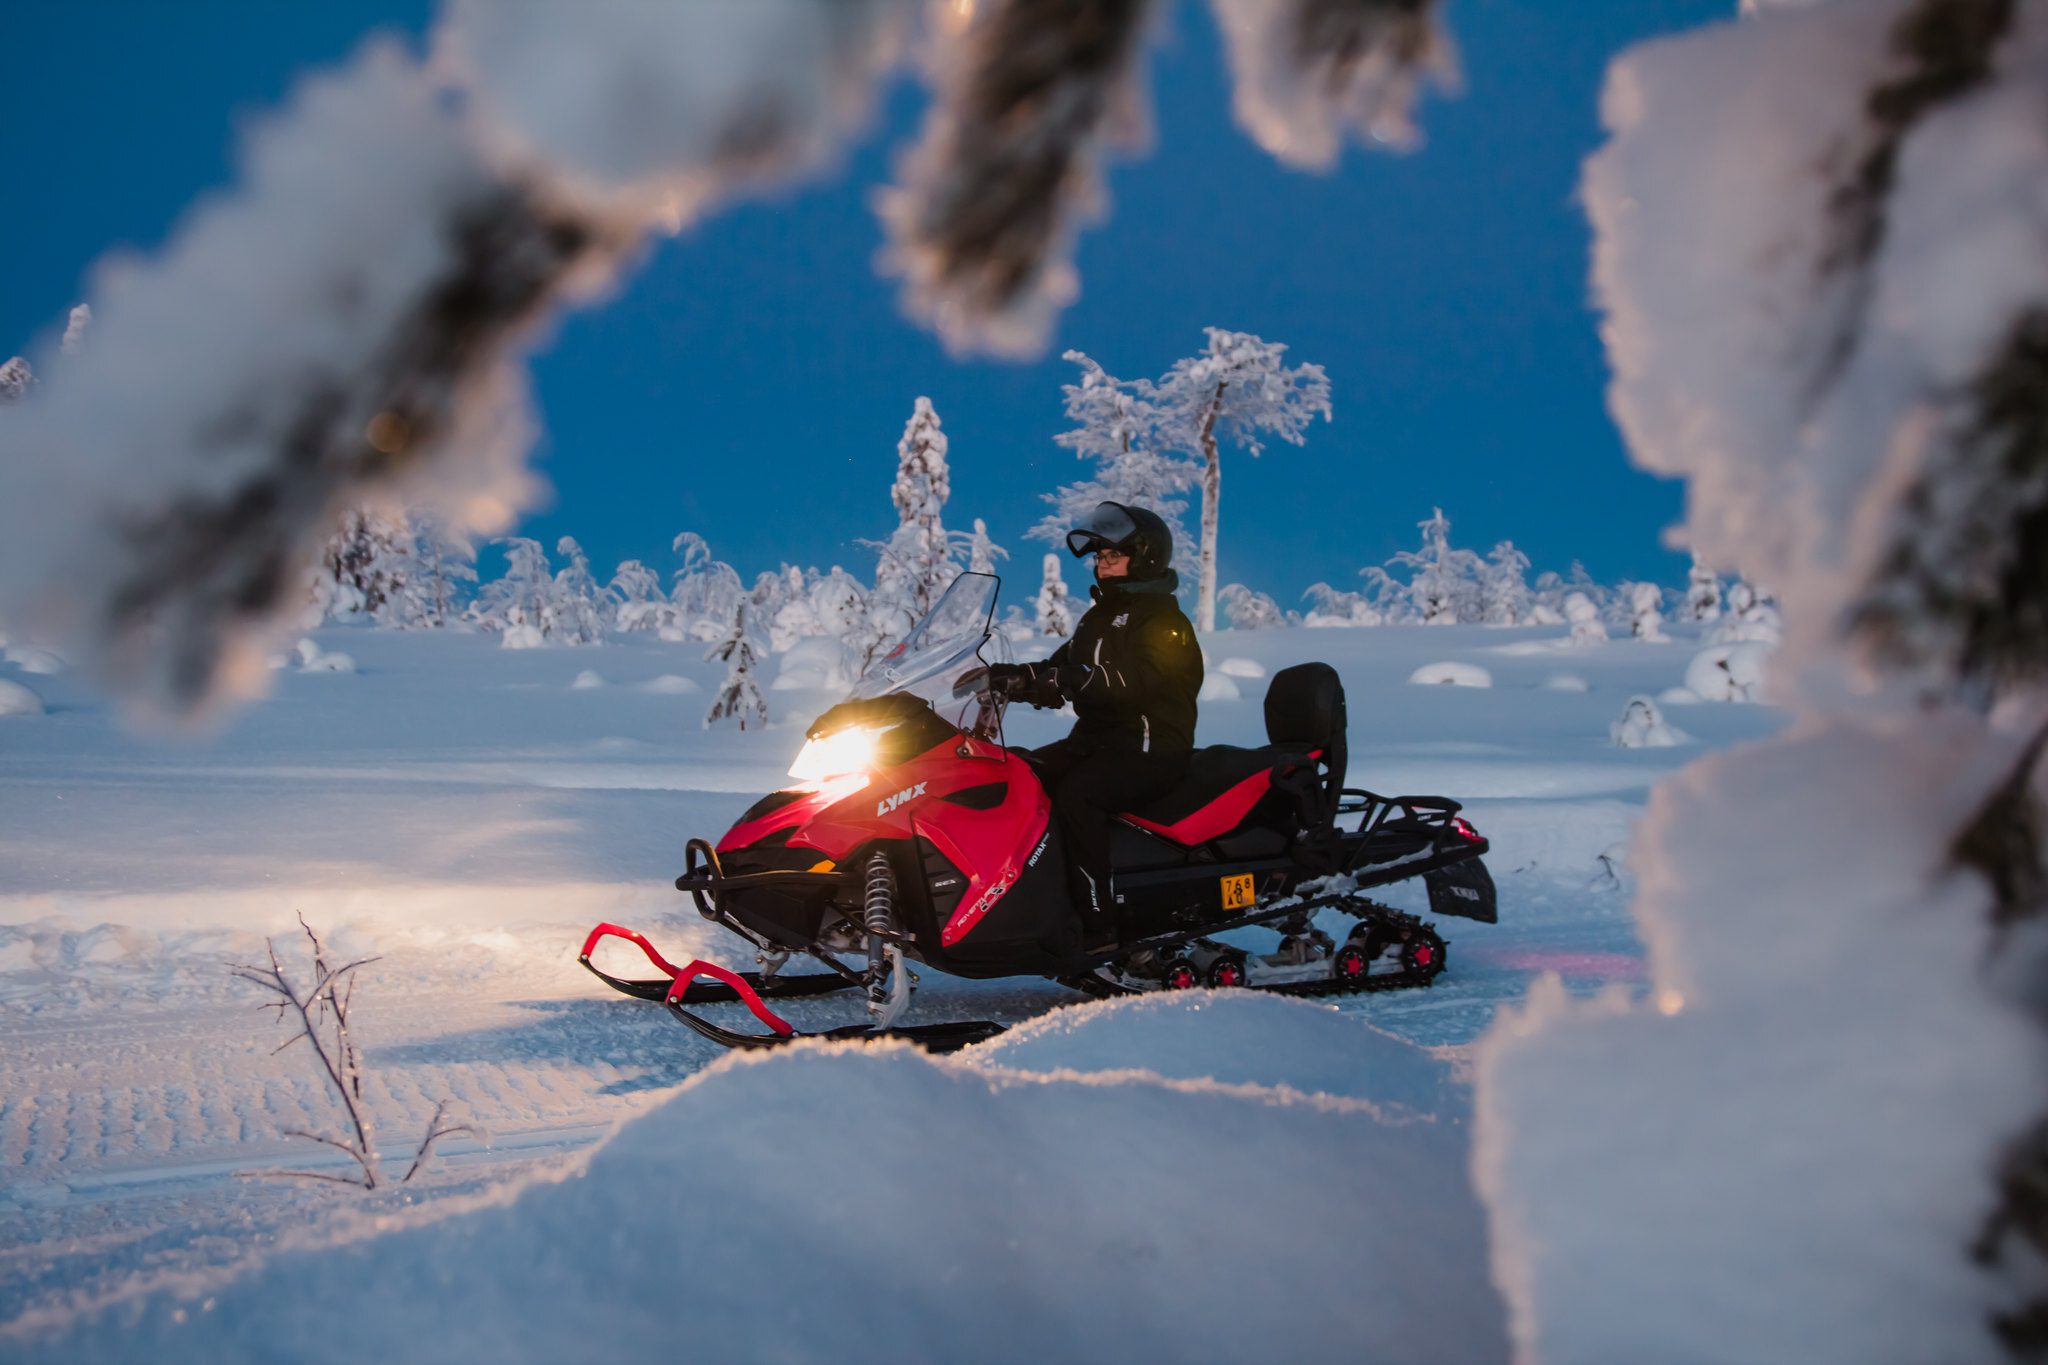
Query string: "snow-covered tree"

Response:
xmin=808 ymin=566 xmax=877 ymax=675
xmin=317 ymin=508 xmax=415 ymax=621
xmin=1031 ymin=350 xmax=1197 ymax=578
xmin=0 ymin=357 xmax=29 ymax=405
xmin=957 ymin=518 xmax=1007 ymax=575
xmin=1478 ymin=5 xmax=2048 ymax=1358
xmin=870 ymin=397 xmax=959 ymax=643
xmin=1219 ymin=582 xmax=1286 ymax=630
xmin=768 ymin=566 xmax=825 ymax=653
xmin=549 ymin=537 xmax=607 ymax=645
xmin=474 ymin=537 xmax=555 ymax=641
xmin=1301 ymin=582 xmax=1383 ymax=628
xmin=1625 ymin=581 xmax=1668 ymax=642
xmin=1034 ymin=553 xmax=1075 ymax=637
xmin=1563 ymin=591 xmax=1607 ymax=647
xmin=703 ymin=602 xmax=766 ymax=732
xmin=1387 ymin=507 xmax=1483 ymax=625
xmin=378 ymin=512 xmax=476 ymax=629
xmin=608 ymin=560 xmax=671 ymax=634
xmin=1150 ymin=328 xmax=1332 ymax=630
xmin=60 ymin=305 xmax=91 ymax=356
xmin=671 ymin=533 xmax=746 ymax=643
xmin=1480 ymin=541 xmax=1533 ymax=626
xmin=1684 ymin=554 xmax=1722 ymax=622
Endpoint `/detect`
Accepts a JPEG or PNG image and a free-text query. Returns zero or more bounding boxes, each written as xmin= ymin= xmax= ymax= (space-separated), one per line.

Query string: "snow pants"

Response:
xmin=1026 ymin=734 xmax=1188 ymax=926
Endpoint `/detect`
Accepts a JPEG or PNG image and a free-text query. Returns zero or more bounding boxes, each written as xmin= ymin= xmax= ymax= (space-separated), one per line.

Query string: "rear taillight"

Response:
xmin=1452 ymin=817 xmax=1484 ymax=843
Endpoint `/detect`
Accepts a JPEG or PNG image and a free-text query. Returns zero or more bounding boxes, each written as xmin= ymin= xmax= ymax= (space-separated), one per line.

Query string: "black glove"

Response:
xmin=987 ymin=663 xmax=1064 ymax=710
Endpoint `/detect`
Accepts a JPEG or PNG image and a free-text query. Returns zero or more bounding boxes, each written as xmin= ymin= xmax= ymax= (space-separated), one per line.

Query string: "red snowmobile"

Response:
xmin=581 ymin=573 xmax=1497 ymax=1051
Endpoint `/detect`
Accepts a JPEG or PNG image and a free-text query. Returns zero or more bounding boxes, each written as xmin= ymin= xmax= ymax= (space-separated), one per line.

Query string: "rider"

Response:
xmin=986 ymin=501 xmax=1203 ymax=931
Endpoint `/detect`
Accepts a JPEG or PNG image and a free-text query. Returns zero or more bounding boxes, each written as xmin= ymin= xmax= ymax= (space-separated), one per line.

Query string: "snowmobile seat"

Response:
xmin=1116 ymin=663 xmax=1348 ymax=848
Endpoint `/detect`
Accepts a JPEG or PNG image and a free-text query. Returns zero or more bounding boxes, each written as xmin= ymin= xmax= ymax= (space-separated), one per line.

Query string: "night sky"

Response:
xmin=1 ymin=0 xmax=1734 ymax=603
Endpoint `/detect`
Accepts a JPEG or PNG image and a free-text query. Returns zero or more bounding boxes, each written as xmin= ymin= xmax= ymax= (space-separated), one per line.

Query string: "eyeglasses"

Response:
xmin=1094 ymin=547 xmax=1129 ymax=561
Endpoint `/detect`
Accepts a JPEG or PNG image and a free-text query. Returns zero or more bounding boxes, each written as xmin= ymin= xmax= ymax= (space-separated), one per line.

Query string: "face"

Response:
xmin=1093 ymin=547 xmax=1130 ymax=579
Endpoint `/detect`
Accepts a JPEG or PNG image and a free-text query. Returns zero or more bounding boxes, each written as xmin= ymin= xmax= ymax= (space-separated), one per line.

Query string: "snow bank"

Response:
xmin=3 ymin=646 xmax=65 ymax=675
xmin=1218 ymin=655 xmax=1266 ymax=680
xmin=639 ymin=673 xmax=701 ymax=696
xmin=1198 ymin=672 xmax=1243 ymax=701
xmin=0 ymin=679 xmax=44 ymax=717
xmin=569 ymin=669 xmax=605 ymax=690
xmin=22 ymin=1005 xmax=1508 ymax=1363
xmin=1409 ymin=661 xmax=1492 ymax=688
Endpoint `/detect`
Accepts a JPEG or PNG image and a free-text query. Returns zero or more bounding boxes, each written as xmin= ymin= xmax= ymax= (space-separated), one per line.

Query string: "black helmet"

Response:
xmin=1066 ymin=501 xmax=1173 ymax=580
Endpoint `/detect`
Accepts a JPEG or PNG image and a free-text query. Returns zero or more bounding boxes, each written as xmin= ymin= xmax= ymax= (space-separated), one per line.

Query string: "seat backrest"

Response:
xmin=1264 ymin=663 xmax=1347 ymax=823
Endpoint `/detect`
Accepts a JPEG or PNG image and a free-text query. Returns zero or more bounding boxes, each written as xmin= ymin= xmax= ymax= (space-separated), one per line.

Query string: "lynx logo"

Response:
xmin=1027 ymin=833 xmax=1050 ymax=867
xmin=876 ymin=782 xmax=927 ymax=818
xmin=1447 ymin=885 xmax=1482 ymax=902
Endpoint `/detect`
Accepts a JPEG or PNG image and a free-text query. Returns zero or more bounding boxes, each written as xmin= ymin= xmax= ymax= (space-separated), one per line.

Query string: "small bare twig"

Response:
xmin=233 ymin=914 xmax=475 ymax=1192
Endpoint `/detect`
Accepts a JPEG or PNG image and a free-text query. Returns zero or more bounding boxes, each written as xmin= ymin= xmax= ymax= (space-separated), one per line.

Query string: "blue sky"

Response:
xmin=1 ymin=1 xmax=1732 ymax=604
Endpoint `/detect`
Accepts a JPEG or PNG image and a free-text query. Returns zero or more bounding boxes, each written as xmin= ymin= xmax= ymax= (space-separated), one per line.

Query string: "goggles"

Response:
xmin=1065 ymin=502 xmax=1137 ymax=558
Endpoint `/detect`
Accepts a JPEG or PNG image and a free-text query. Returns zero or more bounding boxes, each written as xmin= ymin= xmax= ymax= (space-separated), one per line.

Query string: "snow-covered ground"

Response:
xmin=0 ymin=619 xmax=1778 ymax=1359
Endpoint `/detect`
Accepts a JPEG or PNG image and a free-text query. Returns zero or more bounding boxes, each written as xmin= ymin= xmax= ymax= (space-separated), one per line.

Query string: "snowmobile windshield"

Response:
xmin=847 ymin=572 xmax=999 ymax=702
xmin=1065 ymin=501 xmax=1136 ymax=558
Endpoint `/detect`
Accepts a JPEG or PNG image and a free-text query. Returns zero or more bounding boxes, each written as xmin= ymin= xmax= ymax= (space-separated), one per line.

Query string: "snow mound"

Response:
xmin=1218 ymin=656 xmax=1266 ymax=680
xmin=3 ymin=645 xmax=65 ymax=674
xmin=293 ymin=639 xmax=355 ymax=674
xmin=1683 ymin=642 xmax=1770 ymax=703
xmin=0 ymin=678 xmax=44 ymax=716
xmin=1609 ymin=695 xmax=1686 ymax=748
xmin=639 ymin=673 xmax=701 ymax=695
xmin=28 ymin=1027 xmax=1507 ymax=1363
xmin=1198 ymin=672 xmax=1242 ymax=701
xmin=1409 ymin=662 xmax=1492 ymax=688
xmin=500 ymin=624 xmax=546 ymax=650
xmin=1543 ymin=673 xmax=1590 ymax=693
xmin=1657 ymin=686 xmax=1702 ymax=707
xmin=570 ymin=669 xmax=606 ymax=689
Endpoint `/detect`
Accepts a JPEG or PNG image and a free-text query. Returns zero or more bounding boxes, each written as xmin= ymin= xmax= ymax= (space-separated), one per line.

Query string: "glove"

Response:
xmin=987 ymin=663 xmax=1064 ymax=710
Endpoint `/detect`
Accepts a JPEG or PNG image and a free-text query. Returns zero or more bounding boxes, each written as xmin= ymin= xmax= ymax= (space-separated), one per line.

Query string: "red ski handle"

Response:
xmin=664 ymin=959 xmax=796 ymax=1038
xmin=579 ymin=923 xmax=685 ymax=979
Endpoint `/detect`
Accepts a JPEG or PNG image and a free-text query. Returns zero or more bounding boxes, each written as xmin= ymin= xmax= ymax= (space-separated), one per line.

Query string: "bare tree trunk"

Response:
xmin=1197 ymin=381 xmax=1225 ymax=631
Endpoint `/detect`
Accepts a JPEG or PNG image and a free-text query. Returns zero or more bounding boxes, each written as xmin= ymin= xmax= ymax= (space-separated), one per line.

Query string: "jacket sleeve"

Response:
xmin=1046 ymin=614 xmax=1198 ymax=704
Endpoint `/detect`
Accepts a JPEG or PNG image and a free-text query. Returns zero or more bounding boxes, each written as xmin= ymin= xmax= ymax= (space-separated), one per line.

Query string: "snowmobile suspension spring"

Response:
xmin=862 ymin=850 xmax=898 ymax=939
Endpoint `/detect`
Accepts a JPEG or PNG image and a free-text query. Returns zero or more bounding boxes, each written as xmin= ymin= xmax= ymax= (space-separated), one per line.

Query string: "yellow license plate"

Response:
xmin=1220 ymin=873 xmax=1256 ymax=910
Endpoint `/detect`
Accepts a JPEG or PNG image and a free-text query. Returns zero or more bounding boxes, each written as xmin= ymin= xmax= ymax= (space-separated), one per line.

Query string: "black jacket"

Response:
xmin=1029 ymin=573 xmax=1203 ymax=754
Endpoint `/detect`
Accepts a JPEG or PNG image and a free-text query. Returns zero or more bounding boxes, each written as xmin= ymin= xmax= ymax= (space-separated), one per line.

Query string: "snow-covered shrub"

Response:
xmin=1219 ymin=582 xmax=1285 ymax=630
xmin=0 ymin=678 xmax=44 ymax=716
xmin=1407 ymin=661 xmax=1491 ymax=688
xmin=1563 ymin=592 xmax=1607 ymax=646
xmin=4 ymin=646 xmax=65 ymax=674
xmin=293 ymin=638 xmax=356 ymax=673
xmin=1219 ymin=657 xmax=1266 ymax=680
xmin=1301 ymin=582 xmax=1381 ymax=628
xmin=500 ymin=624 xmax=545 ymax=651
xmin=1197 ymin=673 xmax=1242 ymax=702
xmin=1684 ymin=555 xmax=1722 ymax=622
xmin=1035 ymin=553 xmax=1076 ymax=637
xmin=1391 ymin=508 xmax=1483 ymax=624
xmin=550 ymin=537 xmax=608 ymax=645
xmin=1610 ymin=695 xmax=1683 ymax=748
xmin=475 ymin=537 xmax=557 ymax=640
xmin=1481 ymin=541 xmax=1533 ymax=625
xmin=1626 ymin=581 xmax=1668 ymax=642
xmin=772 ymin=637 xmax=856 ymax=693
xmin=1710 ymin=580 xmax=1783 ymax=645
xmin=1683 ymin=643 xmax=1770 ymax=703
xmin=955 ymin=518 xmax=1007 ymax=575
xmin=608 ymin=560 xmax=673 ymax=635
xmin=704 ymin=603 xmax=766 ymax=731
xmin=671 ymin=533 xmax=747 ymax=643
xmin=571 ymin=669 xmax=606 ymax=690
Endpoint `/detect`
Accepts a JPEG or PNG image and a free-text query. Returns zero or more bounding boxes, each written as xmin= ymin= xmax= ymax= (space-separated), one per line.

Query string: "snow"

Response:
xmin=1218 ymin=656 xmax=1265 ymax=679
xmin=0 ymin=679 xmax=45 ymax=717
xmin=1542 ymin=673 xmax=1589 ymax=693
xmin=1197 ymin=672 xmax=1242 ymax=701
xmin=293 ymin=639 xmax=356 ymax=674
xmin=0 ymin=618 xmax=1783 ymax=1351
xmin=1409 ymin=661 xmax=1492 ymax=688
xmin=1609 ymin=695 xmax=1685 ymax=749
xmin=638 ymin=673 xmax=701 ymax=696
xmin=1682 ymin=642 xmax=1770 ymax=704
xmin=570 ymin=669 xmax=606 ymax=690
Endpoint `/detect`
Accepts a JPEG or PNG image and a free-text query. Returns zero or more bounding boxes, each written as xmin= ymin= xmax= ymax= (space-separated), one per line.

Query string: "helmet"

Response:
xmin=1065 ymin=501 xmax=1173 ymax=580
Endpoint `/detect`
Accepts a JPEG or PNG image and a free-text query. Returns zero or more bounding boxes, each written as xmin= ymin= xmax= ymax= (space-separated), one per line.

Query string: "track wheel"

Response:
xmin=1401 ymin=931 xmax=1447 ymax=981
xmin=1205 ymin=953 xmax=1250 ymax=989
xmin=1333 ymin=944 xmax=1371 ymax=986
xmin=1161 ymin=956 xmax=1199 ymax=991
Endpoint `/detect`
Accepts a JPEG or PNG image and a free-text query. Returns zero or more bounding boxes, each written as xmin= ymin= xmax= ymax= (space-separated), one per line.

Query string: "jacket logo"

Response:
xmin=1112 ymin=613 xmax=1129 ymax=627
xmin=876 ymin=782 xmax=927 ymax=818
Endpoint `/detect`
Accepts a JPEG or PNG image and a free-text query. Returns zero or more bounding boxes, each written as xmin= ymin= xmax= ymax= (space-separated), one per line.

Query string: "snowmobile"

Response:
xmin=581 ymin=572 xmax=1498 ymax=1052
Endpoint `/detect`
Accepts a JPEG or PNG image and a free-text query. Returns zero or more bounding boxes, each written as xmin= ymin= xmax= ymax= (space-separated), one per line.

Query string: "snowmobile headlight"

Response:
xmin=789 ymin=725 xmax=884 ymax=782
